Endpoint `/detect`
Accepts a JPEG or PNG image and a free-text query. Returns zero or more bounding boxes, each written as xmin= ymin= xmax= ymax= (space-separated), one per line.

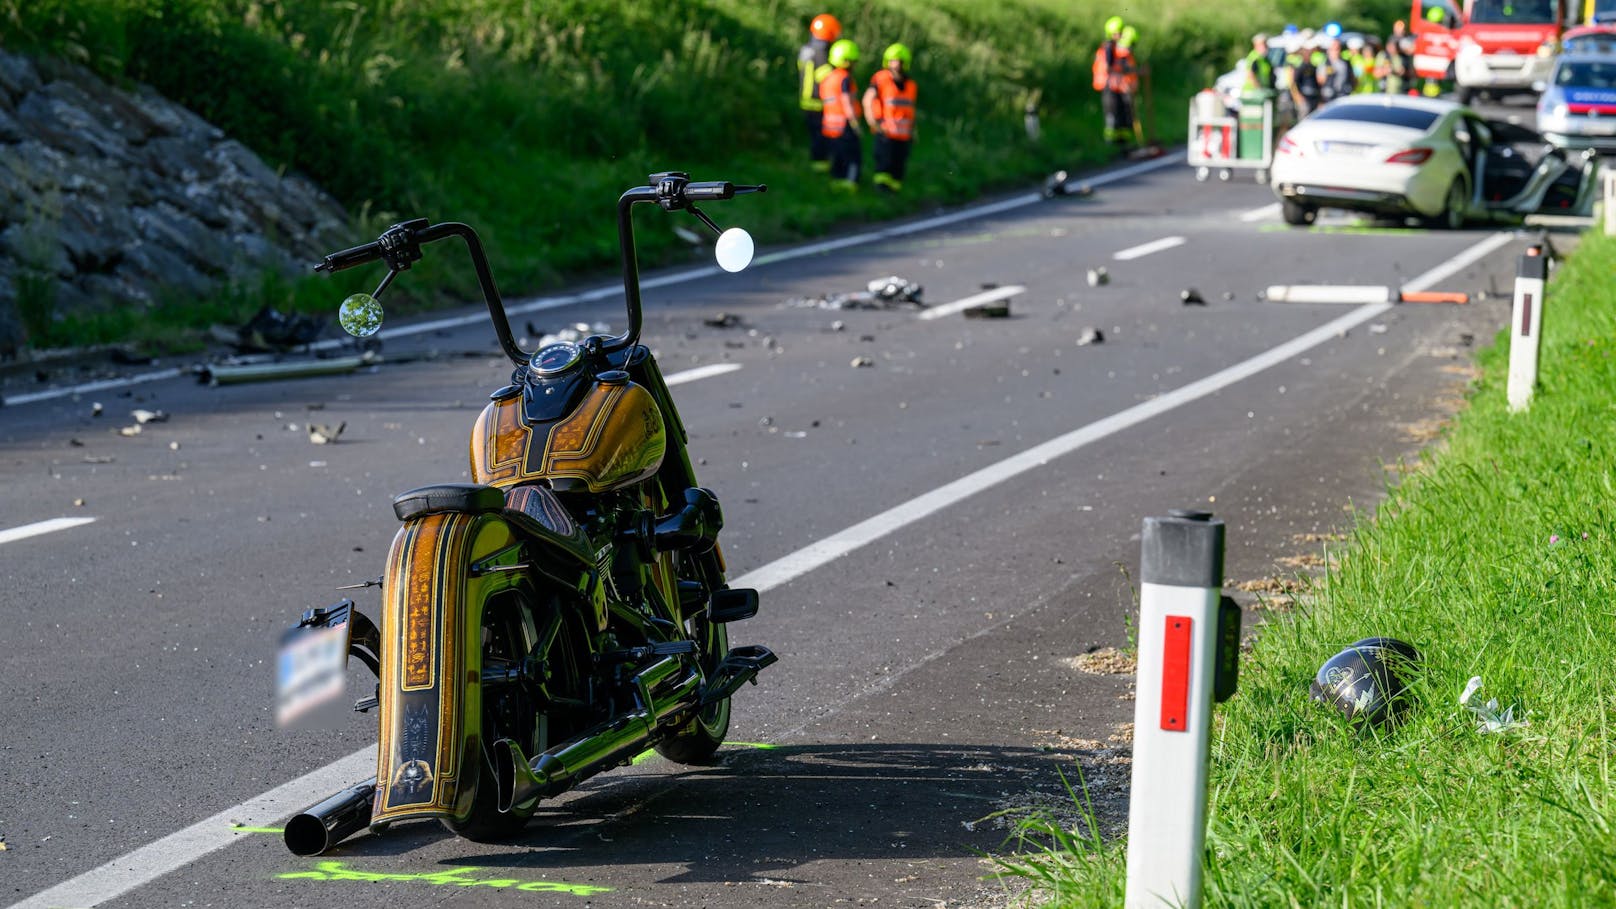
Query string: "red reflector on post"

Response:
xmin=1161 ymin=615 xmax=1192 ymax=732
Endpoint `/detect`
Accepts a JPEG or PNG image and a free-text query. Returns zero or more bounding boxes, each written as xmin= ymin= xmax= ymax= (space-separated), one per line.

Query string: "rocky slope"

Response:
xmin=0 ymin=48 xmax=348 ymax=355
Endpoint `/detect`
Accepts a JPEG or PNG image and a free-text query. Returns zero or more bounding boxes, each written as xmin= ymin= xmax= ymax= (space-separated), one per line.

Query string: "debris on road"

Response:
xmin=216 ymin=305 xmax=326 ymax=353
xmin=788 ymin=275 xmax=924 ymax=310
xmin=131 ymin=408 xmax=168 ymax=424
xmin=197 ymin=352 xmax=375 ymax=386
xmin=851 ymin=356 xmax=875 ymax=368
xmin=1086 ymin=267 xmax=1109 ymax=287
xmin=117 ymin=424 xmax=142 ymax=437
xmin=1076 ymin=327 xmax=1104 ymax=346
xmin=703 ymin=312 xmax=744 ymax=329
xmin=308 ymin=422 xmax=346 ymax=445
xmin=964 ymin=299 xmax=1011 ymax=319
xmin=1180 ymin=288 xmax=1206 ymax=305
xmin=1064 ymin=647 xmax=1137 ymax=675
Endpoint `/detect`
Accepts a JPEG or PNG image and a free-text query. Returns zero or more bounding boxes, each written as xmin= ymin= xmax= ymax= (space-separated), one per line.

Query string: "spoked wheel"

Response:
xmin=443 ymin=587 xmax=543 ymax=841
xmin=655 ymin=571 xmax=731 ymax=765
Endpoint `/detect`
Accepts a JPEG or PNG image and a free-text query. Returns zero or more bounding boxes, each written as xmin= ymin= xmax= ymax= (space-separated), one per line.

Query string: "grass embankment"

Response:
xmin=1002 ymin=231 xmax=1616 ymax=904
xmin=3 ymin=0 xmax=1397 ymax=349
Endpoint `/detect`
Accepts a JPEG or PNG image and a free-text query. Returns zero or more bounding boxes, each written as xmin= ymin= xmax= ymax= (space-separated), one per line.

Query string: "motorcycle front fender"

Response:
xmin=370 ymin=510 xmax=521 ymax=826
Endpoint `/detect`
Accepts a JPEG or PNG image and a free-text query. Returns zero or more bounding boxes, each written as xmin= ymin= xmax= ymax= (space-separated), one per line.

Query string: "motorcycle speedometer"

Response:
xmin=531 ymin=342 xmax=582 ymax=377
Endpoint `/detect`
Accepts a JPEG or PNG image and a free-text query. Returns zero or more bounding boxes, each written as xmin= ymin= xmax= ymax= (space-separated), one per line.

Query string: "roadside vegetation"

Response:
xmin=999 ymin=230 xmax=1616 ymax=904
xmin=3 ymin=0 xmax=1399 ymax=348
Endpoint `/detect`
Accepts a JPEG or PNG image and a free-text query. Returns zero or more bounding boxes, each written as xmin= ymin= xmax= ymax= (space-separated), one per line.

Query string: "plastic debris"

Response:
xmin=131 ymin=408 xmax=168 ymax=424
xmin=91 ymin=402 xmax=104 ymax=417
xmin=1459 ymin=676 xmax=1530 ymax=734
xmin=308 ymin=422 xmax=346 ymax=445
xmin=1086 ymin=267 xmax=1109 ymax=287
xmin=787 ymin=276 xmax=924 ymax=310
xmin=1076 ymin=327 xmax=1104 ymax=346
xmin=704 ymin=312 xmax=744 ymax=329
xmin=1180 ymin=288 xmax=1206 ymax=305
xmin=117 ymin=424 xmax=142 ymax=437
xmin=851 ymin=356 xmax=875 ymax=368
xmin=231 ymin=305 xmax=325 ymax=352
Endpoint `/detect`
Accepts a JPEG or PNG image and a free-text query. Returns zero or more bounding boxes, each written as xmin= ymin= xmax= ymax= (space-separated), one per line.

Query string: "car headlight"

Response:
xmin=1538 ymin=39 xmax=1558 ymax=56
xmin=1458 ymin=38 xmax=1483 ymax=58
xmin=1553 ymin=103 xmax=1569 ymax=118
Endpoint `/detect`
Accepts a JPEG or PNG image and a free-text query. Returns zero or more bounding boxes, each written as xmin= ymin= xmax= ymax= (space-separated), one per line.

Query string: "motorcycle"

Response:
xmin=275 ymin=173 xmax=775 ymax=856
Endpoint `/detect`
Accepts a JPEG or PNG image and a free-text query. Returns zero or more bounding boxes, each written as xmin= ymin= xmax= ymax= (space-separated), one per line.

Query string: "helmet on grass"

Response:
xmin=828 ymin=38 xmax=859 ymax=68
xmin=1310 ymin=638 xmax=1421 ymax=728
xmin=811 ymin=13 xmax=842 ymax=42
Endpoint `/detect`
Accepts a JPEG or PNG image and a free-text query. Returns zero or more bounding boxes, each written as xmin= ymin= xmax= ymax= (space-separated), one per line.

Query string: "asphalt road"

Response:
xmin=0 ymin=153 xmax=1553 ymax=908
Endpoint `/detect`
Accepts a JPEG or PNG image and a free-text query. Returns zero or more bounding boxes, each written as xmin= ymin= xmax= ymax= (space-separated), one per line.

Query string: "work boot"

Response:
xmin=831 ymin=178 xmax=859 ymax=193
xmin=811 ymin=160 xmax=831 ymax=173
xmin=873 ymin=173 xmax=901 ymax=193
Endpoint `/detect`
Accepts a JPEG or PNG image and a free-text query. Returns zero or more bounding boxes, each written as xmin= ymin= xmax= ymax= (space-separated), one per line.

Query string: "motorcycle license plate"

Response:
xmin=277 ymin=622 xmax=350 ymax=726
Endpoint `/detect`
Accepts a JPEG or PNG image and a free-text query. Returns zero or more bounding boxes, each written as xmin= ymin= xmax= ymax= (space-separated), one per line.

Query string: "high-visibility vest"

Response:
xmin=1115 ymin=47 xmax=1138 ymax=93
xmin=1094 ymin=42 xmax=1134 ymax=93
xmin=1092 ymin=40 xmax=1115 ymax=91
xmin=818 ymin=68 xmax=858 ymax=137
xmin=869 ymin=69 xmax=917 ymax=141
xmin=798 ymin=41 xmax=832 ymax=112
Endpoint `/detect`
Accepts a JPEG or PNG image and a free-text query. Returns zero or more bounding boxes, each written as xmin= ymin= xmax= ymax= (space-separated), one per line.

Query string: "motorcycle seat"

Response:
xmin=392 ymin=483 xmax=506 ymax=521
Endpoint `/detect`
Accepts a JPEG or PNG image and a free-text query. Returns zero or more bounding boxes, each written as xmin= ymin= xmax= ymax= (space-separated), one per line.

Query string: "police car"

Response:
xmin=1536 ymin=52 xmax=1616 ymax=151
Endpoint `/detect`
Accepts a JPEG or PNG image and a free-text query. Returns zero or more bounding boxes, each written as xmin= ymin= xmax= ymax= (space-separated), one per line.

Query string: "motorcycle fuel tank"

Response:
xmin=470 ymin=370 xmax=667 ymax=493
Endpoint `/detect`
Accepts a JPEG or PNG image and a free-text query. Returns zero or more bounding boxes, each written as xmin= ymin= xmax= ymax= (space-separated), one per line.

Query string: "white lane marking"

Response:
xmin=1240 ymin=202 xmax=1281 ymax=222
xmin=3 ymin=154 xmax=1186 ymax=410
xmin=664 ymin=363 xmax=743 ymax=386
xmin=2 ymin=156 xmax=1200 ymax=909
xmin=5 ymin=749 xmax=374 ymax=909
xmin=0 ymin=517 xmax=98 ymax=545
xmin=1113 ymin=235 xmax=1186 ymax=261
xmin=917 ymin=285 xmax=1027 ymax=321
xmin=731 ymin=230 xmax=1517 ymax=593
xmin=2 ymin=369 xmax=186 ymax=408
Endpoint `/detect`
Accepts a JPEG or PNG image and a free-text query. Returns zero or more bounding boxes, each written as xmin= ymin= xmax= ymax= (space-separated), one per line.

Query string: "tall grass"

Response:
xmin=996 ymin=232 xmax=1616 ymax=905
xmin=2 ymin=0 xmax=1402 ymax=344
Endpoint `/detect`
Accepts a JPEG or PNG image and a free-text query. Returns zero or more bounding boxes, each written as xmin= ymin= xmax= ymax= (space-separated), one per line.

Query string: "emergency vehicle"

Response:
xmin=1411 ymin=0 xmax=1567 ymax=103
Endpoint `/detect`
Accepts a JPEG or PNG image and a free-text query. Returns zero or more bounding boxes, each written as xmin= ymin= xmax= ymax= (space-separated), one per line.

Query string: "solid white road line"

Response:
xmin=1113 ymin=235 xmax=1186 ymax=261
xmin=0 ymin=517 xmax=98 ymax=545
xmin=1240 ymin=202 xmax=1281 ymax=222
xmin=917 ymin=285 xmax=1027 ymax=321
xmin=5 ymin=152 xmax=1208 ymax=909
xmin=1265 ymin=285 xmax=1393 ymax=304
xmin=730 ymin=230 xmax=1516 ymax=594
xmin=5 ymin=749 xmax=375 ymax=909
xmin=664 ymin=363 xmax=744 ymax=385
xmin=3 ymin=154 xmax=1187 ymax=410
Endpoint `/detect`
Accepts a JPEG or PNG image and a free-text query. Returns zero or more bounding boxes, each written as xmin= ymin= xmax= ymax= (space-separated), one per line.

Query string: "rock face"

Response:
xmin=0 ymin=49 xmax=349 ymax=355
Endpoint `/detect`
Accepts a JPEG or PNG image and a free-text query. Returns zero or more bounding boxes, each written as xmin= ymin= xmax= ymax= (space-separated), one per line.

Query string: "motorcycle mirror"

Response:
xmin=715 ymin=228 xmax=754 ymax=273
xmin=338 ymin=293 xmax=384 ymax=337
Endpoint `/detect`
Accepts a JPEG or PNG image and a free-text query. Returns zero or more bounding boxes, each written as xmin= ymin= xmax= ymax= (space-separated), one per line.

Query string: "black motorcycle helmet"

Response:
xmin=1309 ymin=637 xmax=1420 ymax=728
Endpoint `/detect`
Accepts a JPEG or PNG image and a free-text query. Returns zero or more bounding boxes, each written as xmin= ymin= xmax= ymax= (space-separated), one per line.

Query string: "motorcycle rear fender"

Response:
xmin=371 ymin=510 xmax=521 ymax=826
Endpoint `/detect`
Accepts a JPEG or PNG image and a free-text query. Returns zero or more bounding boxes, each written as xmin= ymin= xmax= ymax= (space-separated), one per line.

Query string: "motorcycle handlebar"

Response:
xmin=315 ymin=240 xmax=384 ymax=273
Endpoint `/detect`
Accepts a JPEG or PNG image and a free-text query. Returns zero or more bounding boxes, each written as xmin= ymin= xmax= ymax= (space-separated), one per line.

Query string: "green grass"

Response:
xmin=995 ymin=230 xmax=1616 ymax=905
xmin=2 ymin=0 xmax=1403 ymax=349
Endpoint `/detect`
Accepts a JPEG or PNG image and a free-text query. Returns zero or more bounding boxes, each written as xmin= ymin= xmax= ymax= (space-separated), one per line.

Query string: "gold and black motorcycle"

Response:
xmin=275 ymin=173 xmax=774 ymax=855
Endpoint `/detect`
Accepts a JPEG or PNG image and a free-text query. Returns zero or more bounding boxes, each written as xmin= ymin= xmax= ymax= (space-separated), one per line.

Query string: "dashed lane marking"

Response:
xmin=664 ymin=363 xmax=743 ymax=385
xmin=0 ymin=517 xmax=97 ymax=546
xmin=917 ymin=285 xmax=1027 ymax=320
xmin=1239 ymin=203 xmax=1280 ymax=222
xmin=1113 ymin=235 xmax=1186 ymax=261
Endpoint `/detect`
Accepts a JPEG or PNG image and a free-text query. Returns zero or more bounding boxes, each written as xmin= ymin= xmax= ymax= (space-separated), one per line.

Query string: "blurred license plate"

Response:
xmin=1579 ymin=120 xmax=1616 ymax=136
xmin=277 ymin=621 xmax=350 ymax=725
xmin=1319 ymin=141 xmax=1370 ymax=156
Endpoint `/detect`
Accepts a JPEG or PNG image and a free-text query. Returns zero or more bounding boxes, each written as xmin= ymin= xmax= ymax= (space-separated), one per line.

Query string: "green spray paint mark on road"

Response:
xmin=279 ymin=860 xmax=611 ymax=895
xmin=632 ymin=740 xmax=778 ymax=765
xmin=230 ymin=825 xmax=285 ymax=835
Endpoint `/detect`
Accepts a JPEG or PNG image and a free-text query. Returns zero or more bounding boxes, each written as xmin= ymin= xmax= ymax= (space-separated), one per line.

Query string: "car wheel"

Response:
xmin=1438 ymin=179 xmax=1467 ymax=230
xmin=1281 ymin=198 xmax=1317 ymax=226
xmin=1456 ymin=86 xmax=1474 ymax=106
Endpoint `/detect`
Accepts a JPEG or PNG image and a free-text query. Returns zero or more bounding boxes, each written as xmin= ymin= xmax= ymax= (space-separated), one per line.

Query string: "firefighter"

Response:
xmin=1092 ymin=17 xmax=1135 ymax=149
xmin=863 ymin=42 xmax=917 ymax=192
xmin=798 ymin=13 xmax=841 ymax=172
xmin=819 ymin=38 xmax=863 ymax=190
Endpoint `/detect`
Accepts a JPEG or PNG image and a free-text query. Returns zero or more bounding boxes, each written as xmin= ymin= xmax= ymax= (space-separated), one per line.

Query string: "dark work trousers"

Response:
xmin=873 ymin=135 xmax=911 ymax=181
xmin=828 ymin=131 xmax=862 ymax=181
xmin=1102 ymin=89 xmax=1134 ymax=143
xmin=804 ymin=110 xmax=829 ymax=163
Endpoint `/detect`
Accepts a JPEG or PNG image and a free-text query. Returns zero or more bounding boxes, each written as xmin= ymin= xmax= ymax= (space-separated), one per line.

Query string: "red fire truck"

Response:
xmin=1411 ymin=0 xmax=1567 ymax=103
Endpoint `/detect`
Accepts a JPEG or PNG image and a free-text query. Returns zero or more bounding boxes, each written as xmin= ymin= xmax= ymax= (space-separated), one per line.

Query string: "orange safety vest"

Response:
xmin=869 ymin=69 xmax=917 ymax=141
xmin=1114 ymin=47 xmax=1137 ymax=94
xmin=1092 ymin=40 xmax=1119 ymax=91
xmin=818 ymin=68 xmax=858 ymax=138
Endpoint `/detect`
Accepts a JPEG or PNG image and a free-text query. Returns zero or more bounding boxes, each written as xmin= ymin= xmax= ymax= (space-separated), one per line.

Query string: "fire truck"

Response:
xmin=1411 ymin=0 xmax=1568 ymax=103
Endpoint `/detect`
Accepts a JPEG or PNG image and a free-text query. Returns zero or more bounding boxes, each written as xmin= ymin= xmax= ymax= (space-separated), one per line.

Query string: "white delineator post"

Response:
xmin=1507 ymin=245 xmax=1547 ymax=413
xmin=1124 ymin=511 xmax=1231 ymax=909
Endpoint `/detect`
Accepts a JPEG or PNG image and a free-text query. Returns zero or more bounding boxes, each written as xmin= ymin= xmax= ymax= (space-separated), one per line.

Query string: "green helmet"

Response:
xmin=882 ymin=42 xmax=912 ymax=68
xmin=1104 ymin=16 xmax=1124 ymax=37
xmin=828 ymin=38 xmax=860 ymax=68
xmin=1119 ymin=25 xmax=1137 ymax=47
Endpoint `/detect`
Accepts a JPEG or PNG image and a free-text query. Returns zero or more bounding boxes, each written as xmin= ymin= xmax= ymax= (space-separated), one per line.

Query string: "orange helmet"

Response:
xmin=810 ymin=13 xmax=842 ymax=42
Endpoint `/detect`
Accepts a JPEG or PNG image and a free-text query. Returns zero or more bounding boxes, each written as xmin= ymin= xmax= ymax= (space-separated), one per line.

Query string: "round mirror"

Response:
xmin=715 ymin=228 xmax=754 ymax=273
xmin=338 ymin=293 xmax=384 ymax=338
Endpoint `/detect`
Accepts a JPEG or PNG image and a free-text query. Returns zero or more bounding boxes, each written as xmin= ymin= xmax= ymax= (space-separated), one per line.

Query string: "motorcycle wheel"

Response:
xmin=654 ymin=604 xmax=731 ymax=765
xmin=443 ymin=587 xmax=548 ymax=841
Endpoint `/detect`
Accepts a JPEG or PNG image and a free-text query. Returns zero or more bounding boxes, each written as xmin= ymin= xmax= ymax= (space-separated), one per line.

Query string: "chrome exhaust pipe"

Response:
xmin=494 ymin=658 xmax=701 ymax=813
xmin=284 ymin=778 xmax=377 ymax=856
